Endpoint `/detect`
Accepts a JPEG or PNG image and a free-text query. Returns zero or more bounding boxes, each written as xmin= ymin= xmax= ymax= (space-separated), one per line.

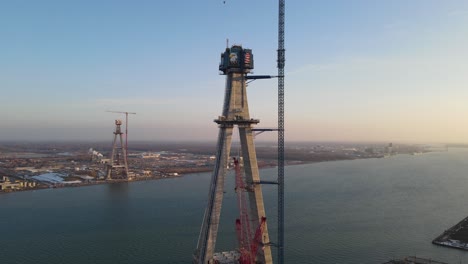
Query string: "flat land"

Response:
xmin=0 ymin=141 xmax=427 ymax=193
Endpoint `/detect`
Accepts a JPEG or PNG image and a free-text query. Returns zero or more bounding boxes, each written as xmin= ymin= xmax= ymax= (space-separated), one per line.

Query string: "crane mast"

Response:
xmin=277 ymin=0 xmax=286 ymax=263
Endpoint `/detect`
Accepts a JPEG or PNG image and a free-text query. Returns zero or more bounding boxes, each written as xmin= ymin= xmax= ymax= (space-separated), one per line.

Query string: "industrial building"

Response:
xmin=0 ymin=176 xmax=36 ymax=191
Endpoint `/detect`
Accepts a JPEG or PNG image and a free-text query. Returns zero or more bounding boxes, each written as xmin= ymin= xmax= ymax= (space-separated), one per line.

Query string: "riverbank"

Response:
xmin=0 ymin=162 xmax=308 ymax=195
xmin=0 ymin=142 xmax=428 ymax=194
xmin=0 ymin=173 xmax=183 ymax=195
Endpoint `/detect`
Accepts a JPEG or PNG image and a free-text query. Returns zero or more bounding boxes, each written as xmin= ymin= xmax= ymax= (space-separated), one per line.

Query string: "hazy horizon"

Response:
xmin=0 ymin=139 xmax=455 ymax=146
xmin=2 ymin=1 xmax=468 ymax=143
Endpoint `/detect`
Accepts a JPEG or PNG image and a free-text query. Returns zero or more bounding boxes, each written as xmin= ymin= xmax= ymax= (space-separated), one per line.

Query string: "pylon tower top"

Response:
xmin=219 ymin=45 xmax=254 ymax=74
xmin=114 ymin=120 xmax=123 ymax=134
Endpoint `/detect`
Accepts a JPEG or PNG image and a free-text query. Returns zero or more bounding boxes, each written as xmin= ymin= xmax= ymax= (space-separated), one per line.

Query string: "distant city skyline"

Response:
xmin=1 ymin=1 xmax=468 ymax=143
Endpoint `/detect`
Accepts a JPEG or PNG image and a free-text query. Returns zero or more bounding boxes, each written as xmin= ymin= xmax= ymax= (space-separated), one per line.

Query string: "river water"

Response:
xmin=2 ymin=148 xmax=468 ymax=263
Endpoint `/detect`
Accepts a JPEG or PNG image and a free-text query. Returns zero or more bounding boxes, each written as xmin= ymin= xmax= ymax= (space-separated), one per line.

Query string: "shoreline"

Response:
xmin=0 ymin=174 xmax=183 ymax=195
xmin=0 ymin=160 xmax=312 ymax=195
xmin=0 ymin=152 xmax=430 ymax=196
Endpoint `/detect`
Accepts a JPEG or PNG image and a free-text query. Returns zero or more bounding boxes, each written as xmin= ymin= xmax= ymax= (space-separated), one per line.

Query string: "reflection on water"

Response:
xmin=107 ymin=182 xmax=129 ymax=198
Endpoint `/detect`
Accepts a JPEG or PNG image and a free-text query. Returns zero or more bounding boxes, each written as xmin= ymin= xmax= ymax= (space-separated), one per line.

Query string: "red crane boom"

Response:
xmin=233 ymin=157 xmax=266 ymax=264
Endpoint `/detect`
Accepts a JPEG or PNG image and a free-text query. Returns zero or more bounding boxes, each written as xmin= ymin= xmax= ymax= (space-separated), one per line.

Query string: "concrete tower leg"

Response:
xmin=203 ymin=126 xmax=233 ymax=261
xmin=119 ymin=133 xmax=129 ymax=176
xmin=107 ymin=134 xmax=118 ymax=180
xmin=239 ymin=126 xmax=273 ymax=264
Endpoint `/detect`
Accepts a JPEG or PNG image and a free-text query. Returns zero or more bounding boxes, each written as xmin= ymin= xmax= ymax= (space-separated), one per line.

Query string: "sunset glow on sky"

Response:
xmin=1 ymin=1 xmax=468 ymax=143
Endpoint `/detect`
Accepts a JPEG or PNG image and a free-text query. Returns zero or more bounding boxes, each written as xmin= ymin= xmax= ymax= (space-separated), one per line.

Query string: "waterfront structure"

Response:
xmin=0 ymin=176 xmax=36 ymax=191
xmin=0 ymin=176 xmax=21 ymax=190
xmin=433 ymin=214 xmax=468 ymax=251
xmin=383 ymin=256 xmax=449 ymax=264
xmin=106 ymin=120 xmax=129 ymax=179
xmin=194 ymin=46 xmax=273 ymax=264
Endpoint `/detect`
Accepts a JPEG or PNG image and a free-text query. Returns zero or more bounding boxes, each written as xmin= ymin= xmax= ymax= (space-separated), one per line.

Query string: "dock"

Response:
xmin=433 ymin=215 xmax=468 ymax=251
xmin=383 ymin=256 xmax=449 ymax=264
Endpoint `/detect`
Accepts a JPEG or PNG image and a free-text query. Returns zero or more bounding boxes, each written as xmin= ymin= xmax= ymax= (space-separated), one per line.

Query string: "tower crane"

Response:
xmin=277 ymin=0 xmax=286 ymax=263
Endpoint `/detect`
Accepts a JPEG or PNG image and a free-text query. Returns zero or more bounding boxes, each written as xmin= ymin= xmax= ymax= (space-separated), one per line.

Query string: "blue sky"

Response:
xmin=1 ymin=1 xmax=468 ymax=143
